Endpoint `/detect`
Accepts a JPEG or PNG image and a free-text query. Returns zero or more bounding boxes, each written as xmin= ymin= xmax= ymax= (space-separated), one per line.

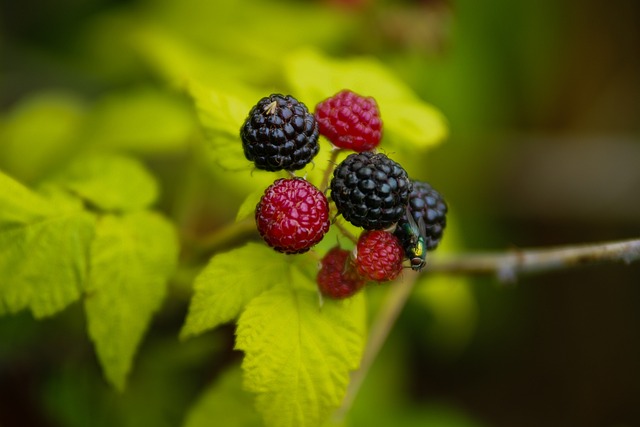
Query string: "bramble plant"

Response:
xmin=2 ymin=15 xmax=640 ymax=427
xmin=0 ymin=38 xmax=451 ymax=426
xmin=3 ymin=1 xmax=640 ymax=426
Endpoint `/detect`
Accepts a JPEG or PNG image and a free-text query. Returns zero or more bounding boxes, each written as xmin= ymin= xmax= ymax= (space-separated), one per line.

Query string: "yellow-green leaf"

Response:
xmin=85 ymin=211 xmax=178 ymax=390
xmin=52 ymin=153 xmax=158 ymax=212
xmin=86 ymin=87 xmax=194 ymax=153
xmin=236 ymin=287 xmax=367 ymax=427
xmin=0 ymin=171 xmax=95 ymax=318
xmin=180 ymin=243 xmax=288 ymax=340
xmin=235 ymin=190 xmax=263 ymax=222
xmin=133 ymin=2 xmax=350 ymax=89
xmin=0 ymin=91 xmax=86 ymax=184
xmin=188 ymin=81 xmax=259 ymax=172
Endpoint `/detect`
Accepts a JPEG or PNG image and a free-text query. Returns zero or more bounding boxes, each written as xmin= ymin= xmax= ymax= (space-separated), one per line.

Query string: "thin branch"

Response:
xmin=426 ymin=237 xmax=640 ymax=282
xmin=320 ymin=148 xmax=341 ymax=193
xmin=187 ymin=217 xmax=257 ymax=258
xmin=333 ymin=220 xmax=358 ymax=244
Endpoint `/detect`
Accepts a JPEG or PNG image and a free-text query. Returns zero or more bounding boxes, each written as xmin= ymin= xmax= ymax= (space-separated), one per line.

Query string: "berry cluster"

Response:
xmin=239 ymin=90 xmax=447 ymax=299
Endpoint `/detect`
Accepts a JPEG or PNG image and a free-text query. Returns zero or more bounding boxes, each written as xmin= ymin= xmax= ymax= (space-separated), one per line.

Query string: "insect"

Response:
xmin=400 ymin=208 xmax=427 ymax=271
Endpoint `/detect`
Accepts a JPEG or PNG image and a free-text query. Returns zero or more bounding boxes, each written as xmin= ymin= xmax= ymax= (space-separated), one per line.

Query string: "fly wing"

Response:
xmin=405 ymin=206 xmax=419 ymax=233
xmin=417 ymin=215 xmax=427 ymax=240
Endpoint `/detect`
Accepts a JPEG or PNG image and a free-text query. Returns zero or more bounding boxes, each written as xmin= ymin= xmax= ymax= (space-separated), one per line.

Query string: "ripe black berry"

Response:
xmin=330 ymin=152 xmax=412 ymax=230
xmin=240 ymin=94 xmax=320 ymax=172
xmin=394 ymin=180 xmax=447 ymax=259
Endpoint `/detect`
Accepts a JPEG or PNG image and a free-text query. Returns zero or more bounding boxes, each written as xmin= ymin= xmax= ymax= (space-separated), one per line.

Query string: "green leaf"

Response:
xmin=86 ymin=87 xmax=194 ymax=153
xmin=236 ymin=287 xmax=367 ymax=427
xmin=284 ymin=48 xmax=448 ymax=151
xmin=190 ymin=81 xmax=250 ymax=141
xmin=383 ymin=100 xmax=449 ymax=152
xmin=0 ymin=91 xmax=86 ymax=184
xmin=180 ymin=243 xmax=288 ymax=340
xmin=0 ymin=171 xmax=95 ymax=318
xmin=235 ymin=190 xmax=263 ymax=222
xmin=0 ymin=170 xmax=53 ymax=228
xmin=188 ymin=81 xmax=259 ymax=172
xmin=84 ymin=211 xmax=178 ymax=391
xmin=182 ymin=365 xmax=262 ymax=427
xmin=52 ymin=153 xmax=158 ymax=212
xmin=133 ymin=3 xmax=350 ymax=89
xmin=134 ymin=24 xmax=259 ymax=89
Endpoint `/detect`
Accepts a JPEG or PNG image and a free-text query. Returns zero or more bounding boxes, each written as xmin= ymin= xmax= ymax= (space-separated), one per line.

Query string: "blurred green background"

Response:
xmin=1 ymin=0 xmax=639 ymax=426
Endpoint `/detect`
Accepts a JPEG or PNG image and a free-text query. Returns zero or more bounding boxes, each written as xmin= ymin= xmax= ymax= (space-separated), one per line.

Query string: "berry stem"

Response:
xmin=320 ymin=148 xmax=341 ymax=193
xmin=187 ymin=217 xmax=257 ymax=258
xmin=333 ymin=220 xmax=358 ymax=244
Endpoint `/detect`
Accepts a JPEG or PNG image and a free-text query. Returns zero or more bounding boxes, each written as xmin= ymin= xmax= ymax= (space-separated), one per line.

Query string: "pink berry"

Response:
xmin=355 ymin=230 xmax=404 ymax=281
xmin=317 ymin=247 xmax=365 ymax=299
xmin=315 ymin=90 xmax=382 ymax=152
xmin=255 ymin=178 xmax=330 ymax=254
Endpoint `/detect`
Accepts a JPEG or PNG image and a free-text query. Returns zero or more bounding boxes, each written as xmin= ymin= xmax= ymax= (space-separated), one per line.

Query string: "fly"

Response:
xmin=401 ymin=208 xmax=427 ymax=271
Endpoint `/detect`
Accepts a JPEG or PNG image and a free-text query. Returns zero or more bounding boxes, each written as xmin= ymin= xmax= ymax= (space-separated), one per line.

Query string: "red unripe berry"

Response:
xmin=355 ymin=230 xmax=404 ymax=282
xmin=315 ymin=90 xmax=382 ymax=152
xmin=255 ymin=178 xmax=330 ymax=254
xmin=317 ymin=247 xmax=365 ymax=299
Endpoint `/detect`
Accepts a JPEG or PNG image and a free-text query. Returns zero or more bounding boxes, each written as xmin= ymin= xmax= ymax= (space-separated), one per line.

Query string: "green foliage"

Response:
xmin=0 ymin=171 xmax=95 ymax=318
xmin=0 ymin=1 xmax=475 ymax=426
xmin=235 ymin=190 xmax=265 ymax=222
xmin=51 ymin=154 xmax=158 ymax=212
xmin=182 ymin=236 xmax=368 ymax=427
xmin=180 ymin=243 xmax=288 ymax=339
xmin=0 ymin=92 xmax=86 ymax=183
xmin=236 ymin=288 xmax=366 ymax=427
xmin=188 ymin=82 xmax=261 ymax=173
xmin=85 ymin=212 xmax=178 ymax=391
xmin=85 ymin=87 xmax=194 ymax=153
xmin=1 ymin=152 xmax=178 ymax=390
